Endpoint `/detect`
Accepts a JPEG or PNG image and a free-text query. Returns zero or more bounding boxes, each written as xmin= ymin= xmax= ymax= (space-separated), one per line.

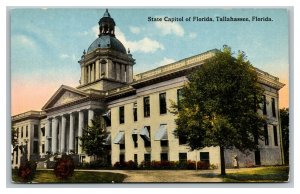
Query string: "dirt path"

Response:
xmin=76 ymin=169 xmax=223 ymax=183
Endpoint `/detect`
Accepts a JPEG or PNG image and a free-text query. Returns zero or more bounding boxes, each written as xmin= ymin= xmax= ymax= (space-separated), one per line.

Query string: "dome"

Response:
xmin=87 ymin=35 xmax=127 ymax=54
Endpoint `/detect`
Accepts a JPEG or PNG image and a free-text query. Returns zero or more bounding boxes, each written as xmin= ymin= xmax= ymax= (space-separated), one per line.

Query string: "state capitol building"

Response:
xmin=11 ymin=10 xmax=285 ymax=169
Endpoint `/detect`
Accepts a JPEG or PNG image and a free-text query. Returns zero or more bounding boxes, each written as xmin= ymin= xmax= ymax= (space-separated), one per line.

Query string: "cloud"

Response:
xmin=134 ymin=57 xmax=177 ymax=74
xmin=156 ymin=57 xmax=176 ymax=66
xmin=154 ymin=21 xmax=184 ymax=37
xmin=60 ymin=53 xmax=76 ymax=60
xmin=78 ymin=25 xmax=98 ymax=37
xmin=188 ymin=32 xmax=197 ymax=39
xmin=115 ymin=27 xmax=164 ymax=53
xmin=12 ymin=35 xmax=36 ymax=49
xmin=129 ymin=26 xmax=141 ymax=34
xmin=80 ymin=25 xmax=164 ymax=53
xmin=92 ymin=25 xmax=99 ymax=37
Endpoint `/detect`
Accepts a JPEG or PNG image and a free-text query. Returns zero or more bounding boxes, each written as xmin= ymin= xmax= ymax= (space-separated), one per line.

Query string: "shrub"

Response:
xmin=177 ymin=161 xmax=188 ymax=169
xmin=88 ymin=160 xmax=111 ymax=169
xmin=197 ymin=161 xmax=209 ymax=170
xmin=126 ymin=160 xmax=138 ymax=169
xmin=18 ymin=160 xmax=37 ymax=182
xmin=187 ymin=160 xmax=196 ymax=169
xmin=54 ymin=155 xmax=75 ymax=179
xmin=113 ymin=160 xmax=138 ymax=169
xmin=113 ymin=161 xmax=121 ymax=168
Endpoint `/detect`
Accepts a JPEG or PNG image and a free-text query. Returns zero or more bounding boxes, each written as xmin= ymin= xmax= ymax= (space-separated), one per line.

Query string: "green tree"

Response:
xmin=79 ymin=117 xmax=110 ymax=163
xmin=11 ymin=127 xmax=17 ymax=148
xmin=172 ymin=46 xmax=266 ymax=175
xmin=280 ymin=108 xmax=289 ymax=164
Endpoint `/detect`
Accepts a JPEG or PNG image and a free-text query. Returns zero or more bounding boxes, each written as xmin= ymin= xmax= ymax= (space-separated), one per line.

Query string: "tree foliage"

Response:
xmin=80 ymin=117 xmax=109 ymax=160
xmin=172 ymin=46 xmax=266 ymax=174
xmin=280 ymin=108 xmax=289 ymax=164
xmin=11 ymin=127 xmax=18 ymax=148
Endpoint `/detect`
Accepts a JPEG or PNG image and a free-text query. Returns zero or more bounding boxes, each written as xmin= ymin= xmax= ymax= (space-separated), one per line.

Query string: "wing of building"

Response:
xmin=11 ymin=9 xmax=285 ymax=169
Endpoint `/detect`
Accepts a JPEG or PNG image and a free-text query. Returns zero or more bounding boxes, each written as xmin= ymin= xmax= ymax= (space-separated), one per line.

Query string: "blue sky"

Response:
xmin=10 ymin=8 xmax=289 ymax=114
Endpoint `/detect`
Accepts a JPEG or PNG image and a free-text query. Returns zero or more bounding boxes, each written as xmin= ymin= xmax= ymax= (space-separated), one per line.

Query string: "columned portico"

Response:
xmin=78 ymin=111 xmax=84 ymax=154
xmin=69 ymin=113 xmax=75 ymax=153
xmin=61 ymin=115 xmax=67 ymax=154
xmin=45 ymin=119 xmax=51 ymax=153
xmin=88 ymin=109 xmax=94 ymax=127
xmin=51 ymin=118 xmax=58 ymax=154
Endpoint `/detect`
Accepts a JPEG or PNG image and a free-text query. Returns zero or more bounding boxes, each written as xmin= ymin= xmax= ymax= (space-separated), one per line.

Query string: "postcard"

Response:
xmin=10 ymin=8 xmax=289 ymax=184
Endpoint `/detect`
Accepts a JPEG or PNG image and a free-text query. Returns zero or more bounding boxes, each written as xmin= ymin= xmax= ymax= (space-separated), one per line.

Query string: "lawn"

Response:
xmin=12 ymin=170 xmax=127 ymax=183
xmin=218 ymin=166 xmax=289 ymax=182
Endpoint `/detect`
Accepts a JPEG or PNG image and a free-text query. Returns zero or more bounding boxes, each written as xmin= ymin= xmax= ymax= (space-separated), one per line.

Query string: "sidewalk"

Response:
xmin=75 ymin=169 xmax=223 ymax=182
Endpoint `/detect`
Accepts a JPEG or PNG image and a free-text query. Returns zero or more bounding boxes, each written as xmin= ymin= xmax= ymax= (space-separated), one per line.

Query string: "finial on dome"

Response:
xmin=128 ymin=48 xmax=130 ymax=54
xmin=103 ymin=9 xmax=111 ymax=17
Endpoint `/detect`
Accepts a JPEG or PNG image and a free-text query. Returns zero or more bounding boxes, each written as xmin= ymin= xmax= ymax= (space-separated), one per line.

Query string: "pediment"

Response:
xmin=42 ymin=85 xmax=88 ymax=110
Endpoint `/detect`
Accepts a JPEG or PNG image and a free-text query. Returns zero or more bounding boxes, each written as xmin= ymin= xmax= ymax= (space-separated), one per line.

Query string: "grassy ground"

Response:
xmin=12 ymin=170 xmax=127 ymax=183
xmin=201 ymin=166 xmax=289 ymax=182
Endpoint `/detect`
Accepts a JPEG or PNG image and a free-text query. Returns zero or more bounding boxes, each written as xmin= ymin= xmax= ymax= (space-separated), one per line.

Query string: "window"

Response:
xmin=33 ymin=141 xmax=39 ymax=154
xmin=159 ymin=93 xmax=167 ymax=114
xmin=273 ymin=125 xmax=278 ymax=146
xmin=179 ymin=153 xmax=187 ymax=162
xmin=177 ymin=89 xmax=183 ymax=110
xmin=120 ymin=143 xmax=125 ymax=150
xmin=16 ymin=128 xmax=19 ymax=138
xmin=42 ymin=144 xmax=45 ymax=153
xmin=134 ymin=154 xmax=138 ymax=163
xmin=34 ymin=125 xmax=39 ymax=138
xmin=271 ymin=98 xmax=276 ymax=117
xmin=264 ymin=124 xmax=269 ymax=145
xmin=144 ymin=153 xmax=151 ymax=163
xmin=16 ymin=147 xmax=19 ymax=164
xmin=132 ymin=134 xmax=138 ymax=148
xmin=119 ymin=106 xmax=124 ymax=124
xmin=143 ymin=126 xmax=151 ymax=147
xmin=160 ymin=153 xmax=168 ymax=162
xmin=21 ymin=127 xmax=23 ymax=138
xmin=133 ymin=103 xmax=138 ymax=122
xmin=101 ymin=62 xmax=106 ymax=77
xmin=41 ymin=127 xmax=45 ymax=137
xmin=102 ymin=110 xmax=111 ymax=127
xmin=200 ymin=152 xmax=210 ymax=164
xmin=143 ymin=96 xmax=150 ymax=117
xmin=160 ymin=140 xmax=168 ymax=147
xmin=120 ymin=154 xmax=125 ymax=163
xmin=263 ymin=95 xmax=267 ymax=115
xmin=179 ymin=135 xmax=187 ymax=145
xmin=26 ymin=126 xmax=28 ymax=137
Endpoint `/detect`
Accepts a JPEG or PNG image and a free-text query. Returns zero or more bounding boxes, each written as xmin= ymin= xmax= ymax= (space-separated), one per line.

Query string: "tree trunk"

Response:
xmin=220 ymin=146 xmax=226 ymax=175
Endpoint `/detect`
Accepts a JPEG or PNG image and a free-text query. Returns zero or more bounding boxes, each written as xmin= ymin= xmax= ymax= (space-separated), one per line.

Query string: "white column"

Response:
xmin=88 ymin=109 xmax=94 ymax=127
xmin=88 ymin=65 xmax=91 ymax=83
xmin=91 ymin=63 xmax=94 ymax=82
xmin=69 ymin=113 xmax=75 ymax=153
xmin=78 ymin=111 xmax=84 ymax=154
xmin=80 ymin=66 xmax=84 ymax=85
xmin=51 ymin=118 xmax=58 ymax=154
xmin=95 ymin=60 xmax=100 ymax=80
xmin=45 ymin=119 xmax=51 ymax=153
xmin=61 ymin=115 xmax=66 ymax=154
xmin=106 ymin=60 xmax=109 ymax=78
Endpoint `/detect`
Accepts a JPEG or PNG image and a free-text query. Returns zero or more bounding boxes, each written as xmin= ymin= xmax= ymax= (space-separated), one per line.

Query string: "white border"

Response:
xmin=2 ymin=0 xmax=298 ymax=194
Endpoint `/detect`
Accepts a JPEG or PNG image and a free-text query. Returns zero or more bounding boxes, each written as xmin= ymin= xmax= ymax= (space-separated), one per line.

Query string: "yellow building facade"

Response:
xmin=11 ymin=10 xmax=285 ymax=169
